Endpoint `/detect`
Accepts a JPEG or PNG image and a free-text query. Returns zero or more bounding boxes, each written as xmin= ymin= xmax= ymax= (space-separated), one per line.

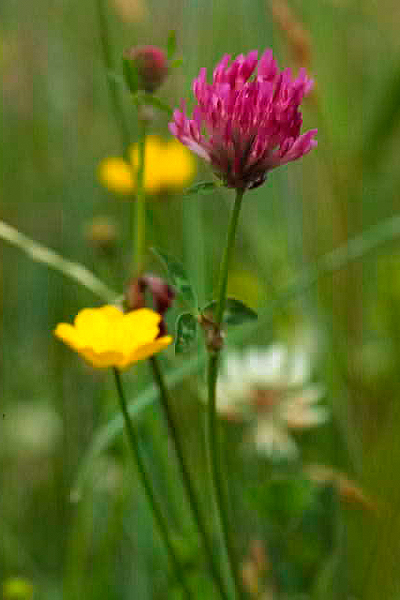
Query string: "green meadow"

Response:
xmin=1 ymin=0 xmax=400 ymax=598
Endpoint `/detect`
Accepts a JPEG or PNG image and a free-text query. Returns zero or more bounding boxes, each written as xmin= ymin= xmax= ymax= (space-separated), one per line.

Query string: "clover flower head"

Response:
xmin=98 ymin=135 xmax=196 ymax=196
xmin=216 ymin=344 xmax=328 ymax=459
xmin=54 ymin=306 xmax=171 ymax=369
xmin=169 ymin=49 xmax=317 ymax=190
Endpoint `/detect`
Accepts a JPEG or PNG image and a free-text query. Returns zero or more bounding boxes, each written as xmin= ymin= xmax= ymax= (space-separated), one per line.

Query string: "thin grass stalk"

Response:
xmin=113 ymin=368 xmax=192 ymax=599
xmin=150 ymin=356 xmax=232 ymax=600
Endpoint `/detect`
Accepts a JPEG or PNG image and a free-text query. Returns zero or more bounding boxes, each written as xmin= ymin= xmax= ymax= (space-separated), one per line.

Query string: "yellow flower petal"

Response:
xmin=163 ymin=140 xmax=196 ymax=190
xmin=81 ymin=348 xmax=126 ymax=369
xmin=122 ymin=335 xmax=173 ymax=368
xmin=118 ymin=308 xmax=161 ymax=350
xmin=98 ymin=158 xmax=134 ymax=194
xmin=100 ymin=136 xmax=196 ymax=198
xmin=54 ymin=306 xmax=171 ymax=369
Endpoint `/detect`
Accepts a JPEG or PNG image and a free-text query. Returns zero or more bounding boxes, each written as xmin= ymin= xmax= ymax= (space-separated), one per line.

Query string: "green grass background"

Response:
xmin=2 ymin=0 xmax=400 ymax=598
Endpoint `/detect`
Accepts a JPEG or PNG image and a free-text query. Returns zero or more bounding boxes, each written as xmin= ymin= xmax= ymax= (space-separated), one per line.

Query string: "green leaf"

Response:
xmin=122 ymin=57 xmax=139 ymax=94
xmin=184 ymin=181 xmax=220 ymax=196
xmin=174 ymin=313 xmax=197 ymax=354
xmin=151 ymin=247 xmax=197 ymax=309
xmin=203 ymin=297 xmax=258 ymax=326
xmin=167 ymin=30 xmax=177 ymax=60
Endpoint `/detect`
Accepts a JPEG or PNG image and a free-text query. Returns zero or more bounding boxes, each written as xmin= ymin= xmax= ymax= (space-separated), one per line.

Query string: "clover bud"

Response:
xmin=126 ymin=274 xmax=175 ymax=335
xmin=123 ymin=45 xmax=168 ymax=93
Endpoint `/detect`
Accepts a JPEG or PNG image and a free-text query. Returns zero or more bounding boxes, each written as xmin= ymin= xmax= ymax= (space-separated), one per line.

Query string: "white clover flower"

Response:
xmin=216 ymin=344 xmax=328 ymax=459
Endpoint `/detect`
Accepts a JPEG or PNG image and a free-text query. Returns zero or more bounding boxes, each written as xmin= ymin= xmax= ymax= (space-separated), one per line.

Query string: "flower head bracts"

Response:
xmin=170 ymin=50 xmax=317 ymax=190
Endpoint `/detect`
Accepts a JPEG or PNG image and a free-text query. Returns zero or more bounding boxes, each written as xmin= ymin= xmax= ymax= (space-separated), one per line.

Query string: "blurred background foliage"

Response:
xmin=2 ymin=0 xmax=400 ymax=598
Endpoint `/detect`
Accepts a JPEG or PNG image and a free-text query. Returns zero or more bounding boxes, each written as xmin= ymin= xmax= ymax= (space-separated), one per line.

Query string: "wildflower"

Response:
xmin=54 ymin=306 xmax=171 ymax=369
xmin=98 ymin=135 xmax=196 ymax=196
xmin=169 ymin=49 xmax=317 ymax=190
xmin=2 ymin=578 xmax=34 ymax=600
xmin=216 ymin=345 xmax=327 ymax=459
xmin=123 ymin=45 xmax=168 ymax=93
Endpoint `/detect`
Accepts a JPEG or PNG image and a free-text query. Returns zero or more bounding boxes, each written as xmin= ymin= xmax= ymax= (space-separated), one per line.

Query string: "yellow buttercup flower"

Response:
xmin=98 ymin=135 xmax=196 ymax=196
xmin=129 ymin=135 xmax=165 ymax=194
xmin=2 ymin=578 xmax=34 ymax=600
xmin=162 ymin=140 xmax=196 ymax=191
xmin=98 ymin=158 xmax=134 ymax=194
xmin=54 ymin=306 xmax=172 ymax=369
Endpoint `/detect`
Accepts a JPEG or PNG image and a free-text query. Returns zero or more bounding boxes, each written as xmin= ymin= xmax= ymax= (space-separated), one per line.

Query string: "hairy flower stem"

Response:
xmin=150 ymin=356 xmax=231 ymax=600
xmin=134 ymin=117 xmax=147 ymax=274
xmin=113 ymin=368 xmax=192 ymax=600
xmin=207 ymin=188 xmax=248 ymax=600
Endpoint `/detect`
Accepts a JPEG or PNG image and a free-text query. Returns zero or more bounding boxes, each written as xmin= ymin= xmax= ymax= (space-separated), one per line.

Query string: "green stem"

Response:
xmin=113 ymin=368 xmax=192 ymax=600
xmin=207 ymin=188 xmax=247 ymax=600
xmin=95 ymin=0 xmax=131 ymax=158
xmin=134 ymin=118 xmax=147 ymax=274
xmin=215 ymin=190 xmax=245 ymax=324
xmin=150 ymin=356 xmax=231 ymax=600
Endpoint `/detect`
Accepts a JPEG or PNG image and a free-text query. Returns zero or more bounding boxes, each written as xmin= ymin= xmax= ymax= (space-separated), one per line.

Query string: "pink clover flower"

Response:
xmin=169 ymin=49 xmax=317 ymax=190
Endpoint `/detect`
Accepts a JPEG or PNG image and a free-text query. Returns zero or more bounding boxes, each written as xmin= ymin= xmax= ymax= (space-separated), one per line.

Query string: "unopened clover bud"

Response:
xmin=141 ymin=275 xmax=175 ymax=316
xmin=125 ymin=274 xmax=175 ymax=335
xmin=126 ymin=278 xmax=146 ymax=311
xmin=123 ymin=45 xmax=168 ymax=93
